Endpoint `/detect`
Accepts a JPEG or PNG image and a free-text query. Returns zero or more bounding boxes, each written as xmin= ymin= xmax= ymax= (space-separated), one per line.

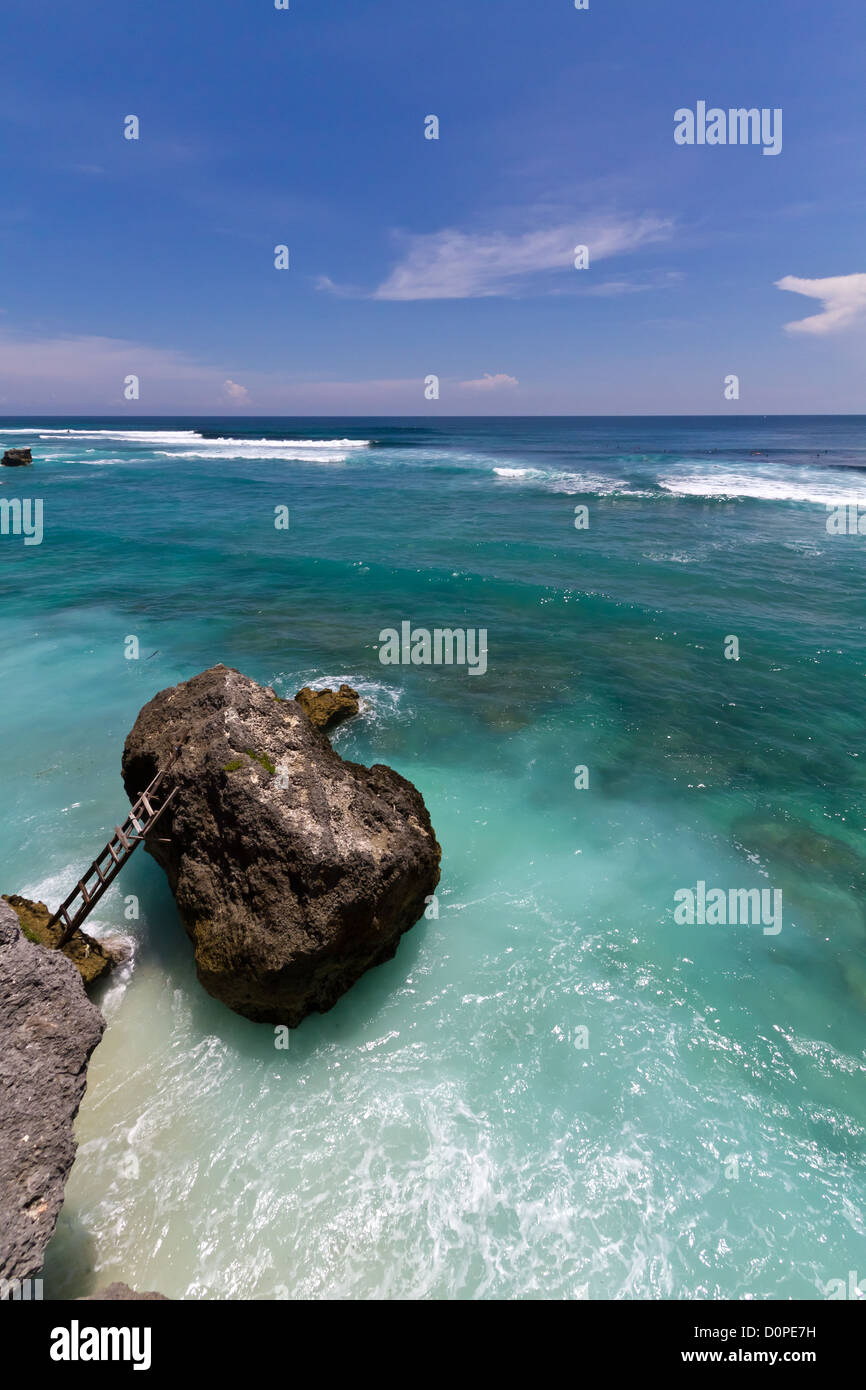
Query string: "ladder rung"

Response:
xmin=50 ymin=762 xmax=179 ymax=941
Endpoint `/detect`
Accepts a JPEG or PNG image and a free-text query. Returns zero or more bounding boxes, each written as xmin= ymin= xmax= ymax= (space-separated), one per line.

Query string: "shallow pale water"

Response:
xmin=2 ymin=416 xmax=865 ymax=1299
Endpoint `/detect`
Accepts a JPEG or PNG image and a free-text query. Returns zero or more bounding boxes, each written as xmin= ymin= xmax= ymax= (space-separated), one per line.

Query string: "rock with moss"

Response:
xmin=122 ymin=665 xmax=441 ymax=1026
xmin=294 ymin=683 xmax=360 ymax=732
xmin=1 ymin=894 xmax=118 ymax=986
xmin=0 ymin=898 xmax=105 ymax=1282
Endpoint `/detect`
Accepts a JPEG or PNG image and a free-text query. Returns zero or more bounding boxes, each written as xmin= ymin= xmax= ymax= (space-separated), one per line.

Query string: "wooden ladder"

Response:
xmin=47 ymin=761 xmax=179 ymax=946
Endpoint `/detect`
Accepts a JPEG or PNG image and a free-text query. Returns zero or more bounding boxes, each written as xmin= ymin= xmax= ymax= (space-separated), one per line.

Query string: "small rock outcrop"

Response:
xmin=122 ymin=665 xmax=441 ymax=1026
xmin=78 ymin=1283 xmax=169 ymax=1301
xmin=294 ymin=683 xmax=360 ymax=732
xmin=1 ymin=448 xmax=32 ymax=466
xmin=0 ymin=899 xmax=105 ymax=1283
xmin=2 ymin=894 xmax=116 ymax=986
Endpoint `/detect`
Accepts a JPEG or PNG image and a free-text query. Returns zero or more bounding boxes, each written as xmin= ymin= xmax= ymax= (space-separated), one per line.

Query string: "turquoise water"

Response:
xmin=2 ymin=416 xmax=865 ymax=1300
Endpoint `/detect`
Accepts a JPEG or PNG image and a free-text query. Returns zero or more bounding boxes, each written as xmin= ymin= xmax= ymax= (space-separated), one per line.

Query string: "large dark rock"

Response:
xmin=122 ymin=665 xmax=441 ymax=1026
xmin=294 ymin=683 xmax=360 ymax=732
xmin=1 ymin=448 xmax=32 ymax=466
xmin=0 ymin=899 xmax=105 ymax=1283
xmin=78 ymin=1283 xmax=169 ymax=1301
xmin=2 ymin=894 xmax=117 ymax=986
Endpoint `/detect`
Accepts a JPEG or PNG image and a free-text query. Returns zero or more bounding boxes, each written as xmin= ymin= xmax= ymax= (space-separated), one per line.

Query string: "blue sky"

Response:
xmin=0 ymin=0 xmax=864 ymax=414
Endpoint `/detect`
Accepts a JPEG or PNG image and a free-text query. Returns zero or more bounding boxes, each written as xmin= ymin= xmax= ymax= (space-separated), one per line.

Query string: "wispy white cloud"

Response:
xmin=458 ymin=373 xmax=518 ymax=392
xmin=313 ymin=274 xmax=363 ymax=298
xmin=319 ymin=214 xmax=673 ymax=301
xmin=222 ymin=379 xmax=250 ymax=403
xmin=581 ymin=270 xmax=685 ymax=298
xmin=776 ymin=273 xmax=866 ymax=335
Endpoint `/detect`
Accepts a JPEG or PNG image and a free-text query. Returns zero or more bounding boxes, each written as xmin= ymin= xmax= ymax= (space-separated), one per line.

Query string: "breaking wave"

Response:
xmin=658 ymin=467 xmax=866 ymax=507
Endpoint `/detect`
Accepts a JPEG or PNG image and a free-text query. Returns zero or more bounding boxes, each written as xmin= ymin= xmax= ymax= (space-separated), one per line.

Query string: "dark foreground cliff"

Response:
xmin=122 ymin=665 xmax=441 ymax=1026
xmin=0 ymin=899 xmax=105 ymax=1282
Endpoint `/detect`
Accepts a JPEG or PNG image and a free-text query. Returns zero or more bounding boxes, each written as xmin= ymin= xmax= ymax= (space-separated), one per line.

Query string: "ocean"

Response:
xmin=2 ymin=415 xmax=865 ymax=1300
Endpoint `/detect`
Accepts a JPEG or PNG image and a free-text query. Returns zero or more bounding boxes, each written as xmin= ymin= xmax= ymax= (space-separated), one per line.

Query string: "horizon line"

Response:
xmin=2 ymin=412 xmax=866 ymax=422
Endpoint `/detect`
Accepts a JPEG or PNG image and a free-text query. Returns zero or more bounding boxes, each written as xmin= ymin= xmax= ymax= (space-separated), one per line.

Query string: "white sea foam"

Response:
xmin=493 ymin=464 xmax=650 ymax=497
xmin=1 ymin=428 xmax=372 ymax=461
xmin=3 ymin=428 xmax=205 ymax=445
xmin=546 ymin=472 xmax=652 ymax=497
xmin=164 ymin=439 xmax=369 ymax=462
xmin=493 ymin=466 xmax=538 ymax=479
xmin=181 ymin=437 xmax=369 ymax=450
xmin=271 ymin=672 xmax=411 ymax=734
xmin=658 ymin=468 xmax=866 ymax=507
